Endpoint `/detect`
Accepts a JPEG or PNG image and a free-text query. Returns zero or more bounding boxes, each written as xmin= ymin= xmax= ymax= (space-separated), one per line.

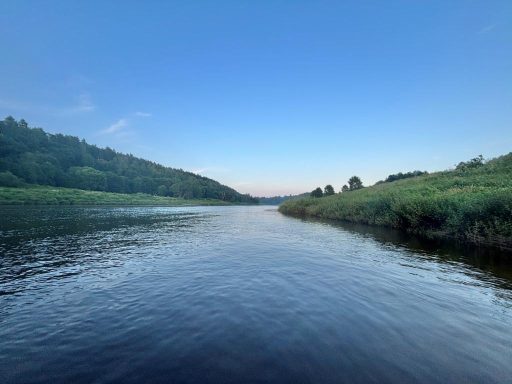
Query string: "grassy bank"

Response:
xmin=279 ymin=153 xmax=512 ymax=249
xmin=0 ymin=185 xmax=232 ymax=206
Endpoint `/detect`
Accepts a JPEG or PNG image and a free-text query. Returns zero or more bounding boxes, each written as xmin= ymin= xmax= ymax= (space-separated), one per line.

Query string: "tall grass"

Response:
xmin=279 ymin=153 xmax=512 ymax=249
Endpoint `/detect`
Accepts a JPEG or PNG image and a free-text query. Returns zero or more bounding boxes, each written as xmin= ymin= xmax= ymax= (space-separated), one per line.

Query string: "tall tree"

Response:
xmin=348 ymin=176 xmax=363 ymax=191
xmin=324 ymin=184 xmax=334 ymax=196
xmin=310 ymin=187 xmax=323 ymax=198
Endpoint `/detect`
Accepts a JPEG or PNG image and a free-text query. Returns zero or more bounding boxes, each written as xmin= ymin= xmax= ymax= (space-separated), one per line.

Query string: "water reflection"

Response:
xmin=302 ymin=216 xmax=512 ymax=289
xmin=0 ymin=206 xmax=210 ymax=296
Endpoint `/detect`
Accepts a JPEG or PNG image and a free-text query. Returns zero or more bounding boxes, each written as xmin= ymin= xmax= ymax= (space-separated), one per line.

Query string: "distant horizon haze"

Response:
xmin=1 ymin=1 xmax=511 ymax=196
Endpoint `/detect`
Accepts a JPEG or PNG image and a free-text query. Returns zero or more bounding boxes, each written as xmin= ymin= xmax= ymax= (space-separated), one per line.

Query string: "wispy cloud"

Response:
xmin=101 ymin=118 xmax=128 ymax=134
xmin=66 ymin=74 xmax=94 ymax=88
xmin=76 ymin=93 xmax=96 ymax=112
xmin=135 ymin=111 xmax=152 ymax=117
xmin=233 ymin=181 xmax=252 ymax=187
xmin=98 ymin=111 xmax=149 ymax=138
xmin=0 ymin=92 xmax=96 ymax=116
xmin=0 ymin=98 xmax=33 ymax=112
xmin=478 ymin=24 xmax=496 ymax=35
xmin=59 ymin=93 xmax=96 ymax=115
xmin=192 ymin=166 xmax=230 ymax=175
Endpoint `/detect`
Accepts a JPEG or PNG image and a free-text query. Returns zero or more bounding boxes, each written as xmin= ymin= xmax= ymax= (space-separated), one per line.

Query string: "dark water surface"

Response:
xmin=1 ymin=205 xmax=511 ymax=383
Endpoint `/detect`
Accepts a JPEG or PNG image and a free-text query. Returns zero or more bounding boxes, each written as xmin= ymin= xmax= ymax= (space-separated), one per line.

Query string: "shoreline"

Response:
xmin=278 ymin=154 xmax=512 ymax=252
xmin=278 ymin=209 xmax=512 ymax=251
xmin=0 ymin=186 xmax=235 ymax=207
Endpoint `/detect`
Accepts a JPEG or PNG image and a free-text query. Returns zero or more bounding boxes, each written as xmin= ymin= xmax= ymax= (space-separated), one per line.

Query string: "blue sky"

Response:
xmin=1 ymin=1 xmax=511 ymax=196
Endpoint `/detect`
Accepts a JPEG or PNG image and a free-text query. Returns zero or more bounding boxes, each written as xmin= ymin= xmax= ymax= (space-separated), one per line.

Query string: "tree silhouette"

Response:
xmin=310 ymin=187 xmax=323 ymax=198
xmin=324 ymin=184 xmax=334 ymax=196
xmin=348 ymin=176 xmax=363 ymax=191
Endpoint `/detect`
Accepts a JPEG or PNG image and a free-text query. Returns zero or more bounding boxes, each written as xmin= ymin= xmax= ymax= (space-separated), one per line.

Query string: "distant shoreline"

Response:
xmin=0 ymin=186 xmax=235 ymax=207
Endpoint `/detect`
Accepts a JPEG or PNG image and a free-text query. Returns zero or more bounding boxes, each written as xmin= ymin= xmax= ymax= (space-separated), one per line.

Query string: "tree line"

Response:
xmin=375 ymin=170 xmax=428 ymax=184
xmin=310 ymin=176 xmax=364 ymax=198
xmin=310 ymin=167 xmax=430 ymax=198
xmin=0 ymin=117 xmax=257 ymax=203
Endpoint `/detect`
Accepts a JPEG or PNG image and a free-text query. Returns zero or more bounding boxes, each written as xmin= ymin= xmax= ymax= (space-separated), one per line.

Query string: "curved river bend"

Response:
xmin=1 ymin=206 xmax=511 ymax=383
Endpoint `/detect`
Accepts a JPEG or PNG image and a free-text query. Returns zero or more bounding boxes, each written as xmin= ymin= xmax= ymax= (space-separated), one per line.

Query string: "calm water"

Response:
xmin=1 ymin=205 xmax=512 ymax=383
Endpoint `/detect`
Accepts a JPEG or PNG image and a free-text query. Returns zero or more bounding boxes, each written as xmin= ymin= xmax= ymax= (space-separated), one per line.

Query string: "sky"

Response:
xmin=0 ymin=1 xmax=511 ymax=196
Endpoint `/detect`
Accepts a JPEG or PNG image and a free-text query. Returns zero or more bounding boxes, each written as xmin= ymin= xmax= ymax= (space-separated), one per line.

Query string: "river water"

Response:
xmin=1 ymin=205 xmax=511 ymax=383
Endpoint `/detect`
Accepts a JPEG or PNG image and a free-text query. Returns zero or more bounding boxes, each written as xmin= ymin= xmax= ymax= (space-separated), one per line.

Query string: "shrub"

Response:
xmin=0 ymin=171 xmax=24 ymax=187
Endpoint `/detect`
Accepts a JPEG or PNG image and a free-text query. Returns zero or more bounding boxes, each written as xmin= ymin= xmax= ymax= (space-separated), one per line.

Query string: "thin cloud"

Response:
xmin=75 ymin=93 xmax=96 ymax=112
xmin=478 ymin=24 xmax=496 ymax=34
xmin=112 ymin=129 xmax=135 ymax=139
xmin=102 ymin=118 xmax=128 ymax=134
xmin=66 ymin=74 xmax=94 ymax=88
xmin=0 ymin=93 xmax=96 ymax=116
xmin=98 ymin=111 xmax=149 ymax=137
xmin=192 ymin=166 xmax=230 ymax=175
xmin=59 ymin=93 xmax=96 ymax=115
xmin=0 ymin=98 xmax=32 ymax=112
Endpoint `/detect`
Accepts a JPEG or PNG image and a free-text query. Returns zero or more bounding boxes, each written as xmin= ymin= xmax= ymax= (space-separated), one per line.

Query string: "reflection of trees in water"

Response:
xmin=304 ymin=216 xmax=512 ymax=290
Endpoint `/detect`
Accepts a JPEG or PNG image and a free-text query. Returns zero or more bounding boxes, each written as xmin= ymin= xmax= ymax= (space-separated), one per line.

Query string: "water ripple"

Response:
xmin=0 ymin=205 xmax=511 ymax=383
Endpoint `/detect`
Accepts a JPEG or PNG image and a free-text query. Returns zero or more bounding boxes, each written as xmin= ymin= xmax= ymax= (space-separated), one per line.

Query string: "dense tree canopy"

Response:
xmin=0 ymin=117 xmax=257 ymax=203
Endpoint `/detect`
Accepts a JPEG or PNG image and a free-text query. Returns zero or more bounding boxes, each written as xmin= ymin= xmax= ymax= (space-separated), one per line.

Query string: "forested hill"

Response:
xmin=0 ymin=117 xmax=256 ymax=203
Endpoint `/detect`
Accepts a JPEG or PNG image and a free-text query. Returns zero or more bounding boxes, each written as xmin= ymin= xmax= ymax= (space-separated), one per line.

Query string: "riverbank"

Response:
xmin=0 ymin=185 xmax=232 ymax=206
xmin=279 ymin=153 xmax=512 ymax=249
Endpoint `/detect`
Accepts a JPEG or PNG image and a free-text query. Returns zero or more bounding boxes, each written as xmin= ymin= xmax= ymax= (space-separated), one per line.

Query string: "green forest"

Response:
xmin=279 ymin=153 xmax=512 ymax=249
xmin=0 ymin=117 xmax=256 ymax=203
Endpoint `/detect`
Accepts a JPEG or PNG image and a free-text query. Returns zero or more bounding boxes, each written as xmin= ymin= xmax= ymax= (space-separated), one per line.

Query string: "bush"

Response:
xmin=456 ymin=155 xmax=484 ymax=171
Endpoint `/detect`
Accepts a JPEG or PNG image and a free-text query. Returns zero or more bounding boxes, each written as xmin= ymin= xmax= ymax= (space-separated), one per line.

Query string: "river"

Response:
xmin=1 ymin=205 xmax=511 ymax=383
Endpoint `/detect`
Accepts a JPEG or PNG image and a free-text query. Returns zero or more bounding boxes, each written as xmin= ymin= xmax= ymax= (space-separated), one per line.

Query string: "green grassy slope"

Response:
xmin=279 ymin=153 xmax=512 ymax=249
xmin=0 ymin=185 xmax=231 ymax=206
